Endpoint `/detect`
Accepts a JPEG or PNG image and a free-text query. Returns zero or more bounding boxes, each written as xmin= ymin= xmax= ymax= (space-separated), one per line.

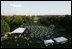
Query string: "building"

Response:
xmin=33 ymin=21 xmax=38 ymax=24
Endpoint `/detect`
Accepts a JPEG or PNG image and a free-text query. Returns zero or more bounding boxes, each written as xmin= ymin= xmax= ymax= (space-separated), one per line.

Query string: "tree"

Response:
xmin=63 ymin=15 xmax=71 ymax=33
xmin=1 ymin=20 xmax=10 ymax=35
xmin=9 ymin=16 xmax=23 ymax=31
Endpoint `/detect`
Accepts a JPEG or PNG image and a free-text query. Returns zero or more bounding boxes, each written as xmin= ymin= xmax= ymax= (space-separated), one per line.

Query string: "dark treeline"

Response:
xmin=38 ymin=15 xmax=71 ymax=33
xmin=1 ymin=15 xmax=71 ymax=35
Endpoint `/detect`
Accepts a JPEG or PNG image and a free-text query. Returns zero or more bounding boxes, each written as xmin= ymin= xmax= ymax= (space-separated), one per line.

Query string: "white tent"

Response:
xmin=11 ymin=27 xmax=26 ymax=34
xmin=1 ymin=35 xmax=8 ymax=41
xmin=54 ymin=37 xmax=68 ymax=44
xmin=44 ymin=39 xmax=54 ymax=46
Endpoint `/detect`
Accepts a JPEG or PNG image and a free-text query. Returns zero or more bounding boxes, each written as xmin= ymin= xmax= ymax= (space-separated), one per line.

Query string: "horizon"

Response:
xmin=1 ymin=1 xmax=71 ymax=15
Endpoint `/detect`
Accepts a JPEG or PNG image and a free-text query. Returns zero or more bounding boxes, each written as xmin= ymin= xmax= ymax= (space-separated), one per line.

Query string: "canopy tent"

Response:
xmin=54 ymin=37 xmax=68 ymax=44
xmin=11 ymin=27 xmax=26 ymax=34
xmin=44 ymin=39 xmax=54 ymax=46
xmin=1 ymin=35 xmax=8 ymax=41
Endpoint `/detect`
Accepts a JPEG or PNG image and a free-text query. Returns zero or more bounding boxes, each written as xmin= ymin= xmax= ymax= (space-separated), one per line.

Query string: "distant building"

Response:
xmin=33 ymin=21 xmax=38 ymax=24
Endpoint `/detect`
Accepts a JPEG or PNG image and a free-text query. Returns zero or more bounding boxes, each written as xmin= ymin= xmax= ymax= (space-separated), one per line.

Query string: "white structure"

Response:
xmin=54 ymin=37 xmax=68 ymax=44
xmin=44 ymin=39 xmax=54 ymax=46
xmin=11 ymin=27 xmax=26 ymax=34
xmin=1 ymin=35 xmax=8 ymax=41
xmin=33 ymin=21 xmax=37 ymax=23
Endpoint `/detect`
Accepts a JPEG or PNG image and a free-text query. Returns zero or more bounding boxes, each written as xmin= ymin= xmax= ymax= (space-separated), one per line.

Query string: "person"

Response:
xmin=49 ymin=24 xmax=55 ymax=31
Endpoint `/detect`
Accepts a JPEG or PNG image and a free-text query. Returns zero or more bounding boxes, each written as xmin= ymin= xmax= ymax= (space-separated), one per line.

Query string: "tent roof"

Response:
xmin=11 ymin=27 xmax=26 ymax=34
xmin=44 ymin=39 xmax=54 ymax=45
xmin=1 ymin=36 xmax=8 ymax=41
xmin=54 ymin=37 xmax=68 ymax=43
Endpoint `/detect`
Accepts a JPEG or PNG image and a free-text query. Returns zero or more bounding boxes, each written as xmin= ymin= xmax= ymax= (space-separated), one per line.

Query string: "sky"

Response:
xmin=1 ymin=1 xmax=71 ymax=15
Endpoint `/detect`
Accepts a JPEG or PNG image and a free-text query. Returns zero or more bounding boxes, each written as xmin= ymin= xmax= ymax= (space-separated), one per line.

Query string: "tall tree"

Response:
xmin=1 ymin=20 xmax=10 ymax=35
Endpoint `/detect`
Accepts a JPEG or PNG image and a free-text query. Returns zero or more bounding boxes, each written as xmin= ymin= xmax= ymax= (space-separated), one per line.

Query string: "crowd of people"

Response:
xmin=25 ymin=24 xmax=55 ymax=40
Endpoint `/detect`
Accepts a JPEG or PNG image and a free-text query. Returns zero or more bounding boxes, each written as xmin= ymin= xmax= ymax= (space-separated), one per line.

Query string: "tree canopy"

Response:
xmin=1 ymin=20 xmax=10 ymax=35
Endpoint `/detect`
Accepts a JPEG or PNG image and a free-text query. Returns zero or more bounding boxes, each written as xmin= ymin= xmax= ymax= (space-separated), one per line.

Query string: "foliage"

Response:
xmin=1 ymin=15 xmax=71 ymax=34
xmin=1 ymin=20 xmax=10 ymax=35
xmin=38 ymin=15 xmax=71 ymax=33
xmin=1 ymin=15 xmax=71 ymax=48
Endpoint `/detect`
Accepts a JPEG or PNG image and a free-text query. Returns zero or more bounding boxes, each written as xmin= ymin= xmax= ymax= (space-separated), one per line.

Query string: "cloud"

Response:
xmin=10 ymin=4 xmax=22 ymax=8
